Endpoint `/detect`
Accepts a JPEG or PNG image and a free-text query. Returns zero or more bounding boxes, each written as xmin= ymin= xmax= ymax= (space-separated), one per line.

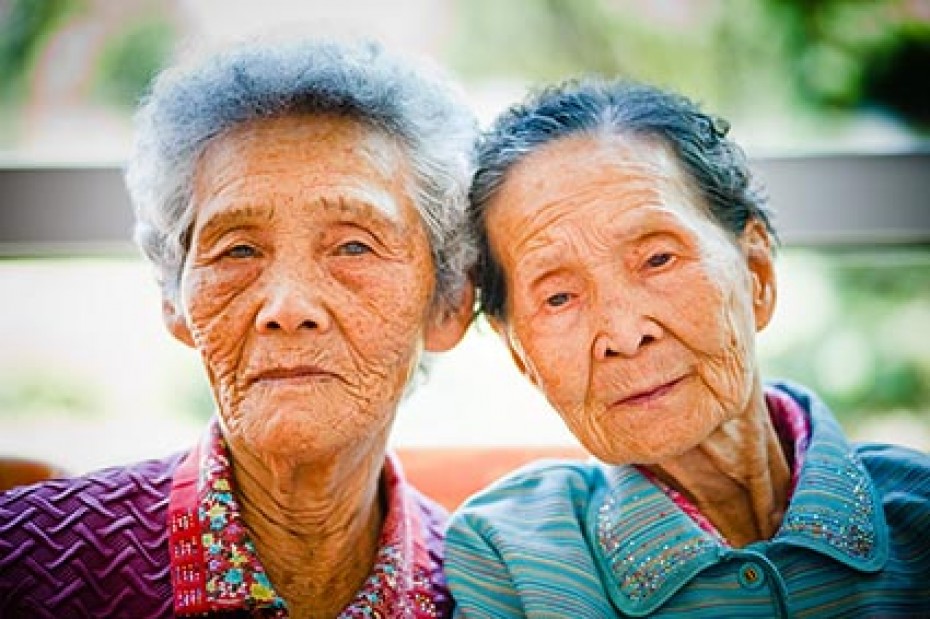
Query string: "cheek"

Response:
xmin=678 ymin=275 xmax=757 ymax=413
xmin=183 ymin=269 xmax=254 ymax=399
xmin=522 ymin=323 xmax=590 ymax=408
xmin=342 ymin=267 xmax=433 ymax=379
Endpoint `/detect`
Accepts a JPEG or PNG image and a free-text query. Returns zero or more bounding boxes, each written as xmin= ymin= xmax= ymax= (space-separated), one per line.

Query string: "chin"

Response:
xmin=596 ymin=432 xmax=705 ymax=466
xmin=255 ymin=428 xmax=348 ymax=463
xmin=230 ymin=408 xmax=322 ymax=451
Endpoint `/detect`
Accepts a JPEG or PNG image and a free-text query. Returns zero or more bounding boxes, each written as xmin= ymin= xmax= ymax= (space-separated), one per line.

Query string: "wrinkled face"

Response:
xmin=487 ymin=134 xmax=775 ymax=465
xmin=169 ymin=115 xmax=442 ymax=460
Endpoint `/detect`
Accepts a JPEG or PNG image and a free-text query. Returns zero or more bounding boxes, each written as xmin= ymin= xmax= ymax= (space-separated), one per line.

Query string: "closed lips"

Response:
xmin=248 ymin=366 xmax=336 ymax=385
xmin=613 ymin=375 xmax=687 ymax=406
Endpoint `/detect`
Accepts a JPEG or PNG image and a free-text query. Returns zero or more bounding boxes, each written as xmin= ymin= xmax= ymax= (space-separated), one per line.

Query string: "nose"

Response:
xmin=255 ymin=269 xmax=332 ymax=334
xmin=592 ymin=295 xmax=662 ymax=359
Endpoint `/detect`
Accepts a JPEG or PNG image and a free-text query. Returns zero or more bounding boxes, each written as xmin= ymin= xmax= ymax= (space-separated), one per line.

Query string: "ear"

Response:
xmin=424 ymin=281 xmax=475 ymax=352
xmin=740 ymin=219 xmax=777 ymax=332
xmin=162 ymin=298 xmax=196 ymax=348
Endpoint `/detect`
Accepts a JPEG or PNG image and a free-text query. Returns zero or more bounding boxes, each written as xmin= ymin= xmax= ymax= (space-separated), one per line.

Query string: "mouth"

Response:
xmin=612 ymin=375 xmax=687 ymax=408
xmin=248 ymin=365 xmax=337 ymax=386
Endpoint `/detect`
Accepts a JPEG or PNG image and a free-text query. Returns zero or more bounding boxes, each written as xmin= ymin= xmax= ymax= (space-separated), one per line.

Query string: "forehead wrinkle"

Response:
xmin=195 ymin=187 xmax=406 ymax=245
xmin=495 ymin=133 xmax=706 ymax=279
xmin=196 ymin=113 xmax=412 ymax=221
xmin=507 ymin=183 xmax=667 ymax=273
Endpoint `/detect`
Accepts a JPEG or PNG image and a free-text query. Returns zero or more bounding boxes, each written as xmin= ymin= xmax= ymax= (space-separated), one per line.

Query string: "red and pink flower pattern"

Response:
xmin=168 ymin=420 xmax=449 ymax=617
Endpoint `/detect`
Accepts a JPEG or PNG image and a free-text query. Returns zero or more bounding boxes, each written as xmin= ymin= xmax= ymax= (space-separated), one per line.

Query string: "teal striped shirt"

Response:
xmin=445 ymin=382 xmax=930 ymax=617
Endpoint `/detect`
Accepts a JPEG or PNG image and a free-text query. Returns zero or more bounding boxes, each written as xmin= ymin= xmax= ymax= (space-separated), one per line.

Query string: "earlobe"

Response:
xmin=424 ymin=282 xmax=475 ymax=352
xmin=741 ymin=219 xmax=777 ymax=331
xmin=162 ymin=298 xmax=196 ymax=348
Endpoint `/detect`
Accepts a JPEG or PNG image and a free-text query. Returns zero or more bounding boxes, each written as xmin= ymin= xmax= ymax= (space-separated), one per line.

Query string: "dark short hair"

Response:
xmin=470 ymin=78 xmax=777 ymax=319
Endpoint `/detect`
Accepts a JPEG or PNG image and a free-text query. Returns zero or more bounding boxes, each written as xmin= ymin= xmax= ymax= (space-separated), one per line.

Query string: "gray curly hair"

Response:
xmin=125 ymin=38 xmax=477 ymax=316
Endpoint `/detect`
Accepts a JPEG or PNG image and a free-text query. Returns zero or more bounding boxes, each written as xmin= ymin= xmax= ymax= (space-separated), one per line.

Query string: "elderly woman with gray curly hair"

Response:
xmin=0 ymin=38 xmax=475 ymax=618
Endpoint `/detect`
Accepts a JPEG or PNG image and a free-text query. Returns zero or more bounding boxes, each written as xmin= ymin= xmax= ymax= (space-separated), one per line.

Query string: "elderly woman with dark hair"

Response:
xmin=0 ymin=39 xmax=475 ymax=618
xmin=445 ymin=79 xmax=930 ymax=617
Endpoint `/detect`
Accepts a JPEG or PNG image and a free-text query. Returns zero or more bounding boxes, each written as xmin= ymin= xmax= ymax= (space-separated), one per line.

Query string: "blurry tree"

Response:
xmin=766 ymin=0 xmax=930 ymax=129
xmin=0 ymin=0 xmax=82 ymax=105
xmin=93 ymin=13 xmax=175 ymax=109
xmin=0 ymin=0 xmax=178 ymax=143
xmin=447 ymin=0 xmax=930 ymax=131
xmin=448 ymin=0 xmax=740 ymax=113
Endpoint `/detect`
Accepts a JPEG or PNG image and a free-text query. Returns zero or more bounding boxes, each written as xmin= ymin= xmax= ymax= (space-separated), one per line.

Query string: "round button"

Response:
xmin=738 ymin=562 xmax=765 ymax=589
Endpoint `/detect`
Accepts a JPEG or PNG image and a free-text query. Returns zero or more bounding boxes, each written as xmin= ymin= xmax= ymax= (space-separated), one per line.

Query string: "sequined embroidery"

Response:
xmin=781 ymin=452 xmax=877 ymax=559
xmin=594 ymin=385 xmax=880 ymax=612
xmin=339 ymin=544 xmax=442 ymax=618
xmin=596 ymin=487 xmax=717 ymax=602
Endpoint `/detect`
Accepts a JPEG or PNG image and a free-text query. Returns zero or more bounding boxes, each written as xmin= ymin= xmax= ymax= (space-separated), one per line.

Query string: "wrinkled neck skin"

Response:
xmin=644 ymin=379 xmax=791 ymax=548
xmin=224 ymin=422 xmax=389 ymax=619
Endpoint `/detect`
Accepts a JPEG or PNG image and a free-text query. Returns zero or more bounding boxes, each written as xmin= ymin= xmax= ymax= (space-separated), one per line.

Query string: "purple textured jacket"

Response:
xmin=0 ymin=445 xmax=451 ymax=618
xmin=0 ymin=454 xmax=182 ymax=618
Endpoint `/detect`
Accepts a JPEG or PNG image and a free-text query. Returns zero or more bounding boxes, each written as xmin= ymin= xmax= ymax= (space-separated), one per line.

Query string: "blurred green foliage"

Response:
xmin=768 ymin=0 xmax=930 ymax=127
xmin=0 ymin=0 xmax=175 ymax=141
xmin=448 ymin=0 xmax=930 ymax=131
xmin=761 ymin=247 xmax=930 ymax=423
xmin=93 ymin=15 xmax=175 ymax=109
xmin=0 ymin=368 xmax=101 ymax=418
xmin=448 ymin=0 xmax=740 ymax=112
xmin=0 ymin=0 xmax=84 ymax=104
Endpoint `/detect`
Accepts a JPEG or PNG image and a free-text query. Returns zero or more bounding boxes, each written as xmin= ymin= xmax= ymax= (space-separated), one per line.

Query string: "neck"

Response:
xmin=228 ymin=436 xmax=388 ymax=619
xmin=646 ymin=387 xmax=791 ymax=548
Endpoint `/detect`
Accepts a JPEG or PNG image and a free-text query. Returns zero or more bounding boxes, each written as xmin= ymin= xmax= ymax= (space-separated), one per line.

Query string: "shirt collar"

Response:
xmin=772 ymin=380 xmax=889 ymax=571
xmin=589 ymin=382 xmax=888 ymax=617
xmin=168 ymin=418 xmax=446 ymax=617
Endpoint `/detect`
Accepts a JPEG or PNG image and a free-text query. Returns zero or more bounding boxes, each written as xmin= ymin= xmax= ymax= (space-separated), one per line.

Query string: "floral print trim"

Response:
xmin=169 ymin=419 xmax=448 ymax=617
xmin=198 ymin=436 xmax=286 ymax=613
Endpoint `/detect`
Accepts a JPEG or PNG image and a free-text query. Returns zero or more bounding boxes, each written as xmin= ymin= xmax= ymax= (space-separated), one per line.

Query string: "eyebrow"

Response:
xmin=333 ymin=186 xmax=402 ymax=222
xmin=322 ymin=193 xmax=406 ymax=230
xmin=196 ymin=187 xmax=406 ymax=242
xmin=196 ymin=205 xmax=272 ymax=245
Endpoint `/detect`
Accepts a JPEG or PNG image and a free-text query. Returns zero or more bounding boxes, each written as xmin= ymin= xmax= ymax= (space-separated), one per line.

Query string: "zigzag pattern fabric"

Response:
xmin=0 ymin=454 xmax=183 ymax=618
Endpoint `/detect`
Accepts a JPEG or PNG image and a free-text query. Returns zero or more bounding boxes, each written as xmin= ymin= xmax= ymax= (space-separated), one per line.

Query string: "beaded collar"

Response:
xmin=168 ymin=419 xmax=445 ymax=617
xmin=590 ymin=382 xmax=889 ymax=616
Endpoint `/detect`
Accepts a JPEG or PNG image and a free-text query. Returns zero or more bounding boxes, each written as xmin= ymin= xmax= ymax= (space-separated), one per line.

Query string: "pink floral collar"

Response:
xmin=168 ymin=419 xmax=447 ymax=617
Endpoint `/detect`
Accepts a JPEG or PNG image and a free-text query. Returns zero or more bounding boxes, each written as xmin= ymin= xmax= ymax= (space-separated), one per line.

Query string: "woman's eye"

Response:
xmin=646 ymin=252 xmax=673 ymax=269
xmin=225 ymin=244 xmax=257 ymax=259
xmin=337 ymin=240 xmax=373 ymax=256
xmin=546 ymin=292 xmax=572 ymax=308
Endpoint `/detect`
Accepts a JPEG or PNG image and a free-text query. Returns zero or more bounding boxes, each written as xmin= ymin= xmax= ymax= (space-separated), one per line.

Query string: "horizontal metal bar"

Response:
xmin=1 ymin=152 xmax=928 ymax=255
